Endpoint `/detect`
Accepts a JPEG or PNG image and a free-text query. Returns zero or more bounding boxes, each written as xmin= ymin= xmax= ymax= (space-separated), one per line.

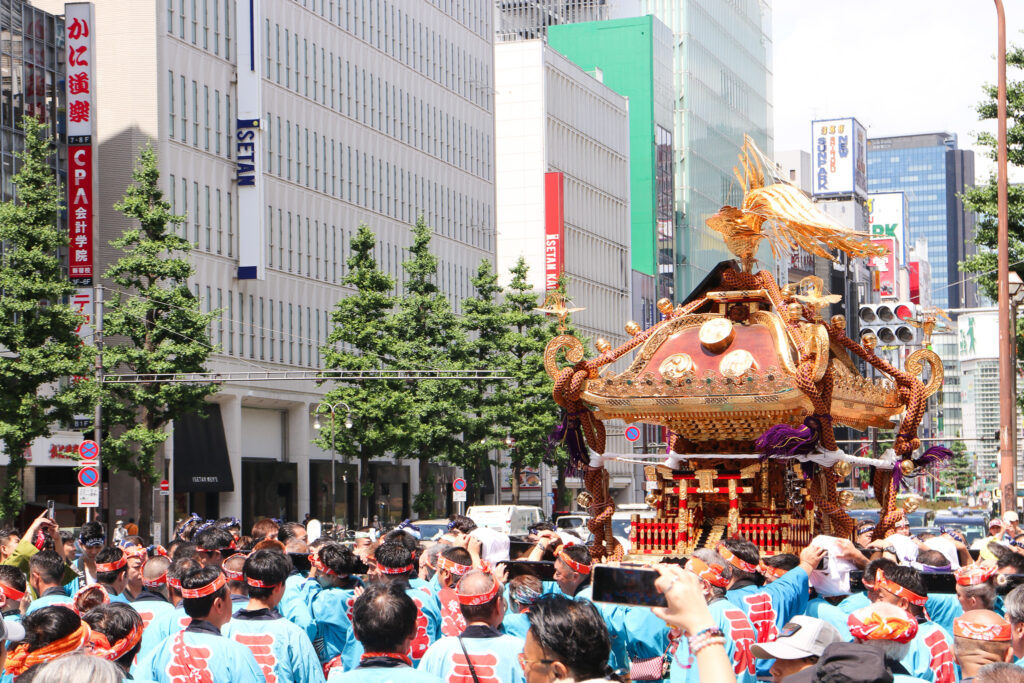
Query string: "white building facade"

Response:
xmin=37 ymin=0 xmax=498 ymax=533
xmin=494 ymin=39 xmax=637 ymax=503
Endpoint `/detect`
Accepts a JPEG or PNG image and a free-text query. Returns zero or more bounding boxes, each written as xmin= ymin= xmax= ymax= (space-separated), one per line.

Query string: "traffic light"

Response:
xmin=857 ymin=303 xmax=922 ymax=346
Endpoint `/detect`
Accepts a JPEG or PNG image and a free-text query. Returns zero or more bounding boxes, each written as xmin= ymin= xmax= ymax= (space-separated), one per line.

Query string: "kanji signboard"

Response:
xmin=65 ymin=3 xmax=95 ymax=285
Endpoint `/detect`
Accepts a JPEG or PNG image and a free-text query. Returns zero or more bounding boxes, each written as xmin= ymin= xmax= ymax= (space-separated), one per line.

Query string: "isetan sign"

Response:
xmin=65 ymin=3 xmax=95 ymax=285
xmin=544 ymin=172 xmax=564 ymax=292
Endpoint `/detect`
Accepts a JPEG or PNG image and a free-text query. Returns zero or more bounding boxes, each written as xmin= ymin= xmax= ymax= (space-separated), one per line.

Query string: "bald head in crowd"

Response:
xmin=142 ymin=556 xmax=171 ymax=600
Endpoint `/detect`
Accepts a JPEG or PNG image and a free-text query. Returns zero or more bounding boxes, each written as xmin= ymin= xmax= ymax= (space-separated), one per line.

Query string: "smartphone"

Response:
xmin=591 ymin=564 xmax=667 ymax=608
xmin=46 ymin=500 xmax=55 ymax=520
xmin=509 ymin=540 xmax=535 ymax=560
xmin=497 ymin=560 xmax=556 ymax=582
xmin=819 ymin=554 xmax=829 ymax=572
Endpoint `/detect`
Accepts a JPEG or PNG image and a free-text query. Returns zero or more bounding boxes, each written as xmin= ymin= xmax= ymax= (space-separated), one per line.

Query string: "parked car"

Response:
xmin=466 ymin=505 xmax=545 ymax=536
xmin=933 ymin=512 xmax=987 ymax=545
xmin=412 ymin=519 xmax=451 ymax=544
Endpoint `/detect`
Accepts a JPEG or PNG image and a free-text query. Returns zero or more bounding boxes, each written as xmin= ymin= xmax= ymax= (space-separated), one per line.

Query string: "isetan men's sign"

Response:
xmin=544 ymin=172 xmax=564 ymax=292
xmin=65 ymin=3 xmax=95 ymax=285
xmin=235 ymin=0 xmax=265 ymax=280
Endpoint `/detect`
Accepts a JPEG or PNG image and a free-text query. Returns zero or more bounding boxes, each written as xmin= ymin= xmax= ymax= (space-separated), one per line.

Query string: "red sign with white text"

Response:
xmin=65 ymin=3 xmax=94 ymax=285
xmin=68 ymin=145 xmax=93 ymax=282
xmin=544 ymin=172 xmax=564 ymax=292
xmin=869 ymin=238 xmax=895 ymax=299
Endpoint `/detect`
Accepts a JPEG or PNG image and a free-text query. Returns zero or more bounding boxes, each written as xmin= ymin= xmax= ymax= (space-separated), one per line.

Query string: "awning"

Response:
xmin=173 ymin=404 xmax=234 ymax=493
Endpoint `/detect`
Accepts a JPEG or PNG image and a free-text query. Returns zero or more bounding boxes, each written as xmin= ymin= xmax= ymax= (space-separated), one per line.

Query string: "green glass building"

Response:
xmin=548 ymin=15 xmax=675 ymax=325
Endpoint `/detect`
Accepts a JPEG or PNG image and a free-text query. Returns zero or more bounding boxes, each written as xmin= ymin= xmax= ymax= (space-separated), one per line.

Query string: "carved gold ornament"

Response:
xmin=902 ymin=494 xmax=922 ymax=514
xmin=838 ymin=491 xmax=854 ymax=507
xmin=576 ymin=491 xmax=594 ymax=509
xmin=720 ymin=349 xmax=757 ymax=378
xmin=659 ymin=353 xmax=696 ymax=379
xmin=596 ymin=338 xmax=611 ymax=353
xmin=862 ymin=333 xmax=878 ymax=352
xmin=832 ymin=460 xmax=852 ymax=478
xmin=831 ymin=315 xmax=847 ymax=331
xmin=625 ymin=321 xmax=641 ymax=336
xmin=699 ymin=318 xmax=735 ymax=353
xmin=657 ymin=298 xmax=674 ymax=316
xmin=899 ymin=460 xmax=916 ymax=476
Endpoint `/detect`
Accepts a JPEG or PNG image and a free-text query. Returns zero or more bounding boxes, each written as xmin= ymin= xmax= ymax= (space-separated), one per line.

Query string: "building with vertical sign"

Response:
xmin=34 ymin=0 xmax=497 ymax=532
xmin=546 ymin=15 xmax=674 ymax=328
xmin=867 ymin=132 xmax=977 ymax=310
xmin=493 ymin=39 xmax=633 ymax=501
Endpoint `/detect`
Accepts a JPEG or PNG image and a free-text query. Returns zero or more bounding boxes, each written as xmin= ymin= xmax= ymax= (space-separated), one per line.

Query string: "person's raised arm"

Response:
xmin=653 ymin=564 xmax=737 ymax=683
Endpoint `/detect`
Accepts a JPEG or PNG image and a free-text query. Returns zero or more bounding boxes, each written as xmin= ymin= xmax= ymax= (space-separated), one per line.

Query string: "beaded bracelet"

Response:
xmin=687 ymin=627 xmax=725 ymax=655
xmin=690 ymin=636 xmax=726 ymax=656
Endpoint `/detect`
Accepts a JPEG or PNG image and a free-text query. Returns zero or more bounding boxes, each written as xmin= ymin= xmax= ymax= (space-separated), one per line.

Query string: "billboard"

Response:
xmin=958 ymin=312 xmax=1000 ymax=363
xmin=868 ymin=192 xmax=908 ymax=266
xmin=65 ymin=3 xmax=94 ymax=285
xmin=236 ymin=0 xmax=264 ymax=279
xmin=869 ymin=238 xmax=896 ymax=298
xmin=812 ymin=118 xmax=867 ymax=199
xmin=544 ymin=172 xmax=564 ymax=291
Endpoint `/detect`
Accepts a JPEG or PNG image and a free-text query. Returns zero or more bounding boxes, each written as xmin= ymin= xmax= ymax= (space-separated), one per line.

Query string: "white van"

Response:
xmin=611 ymin=503 xmax=656 ymax=553
xmin=466 ymin=505 xmax=545 ymax=536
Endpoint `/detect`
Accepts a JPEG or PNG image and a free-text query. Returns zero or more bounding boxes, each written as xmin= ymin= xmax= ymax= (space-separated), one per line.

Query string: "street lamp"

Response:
xmin=313 ymin=401 xmax=352 ymax=525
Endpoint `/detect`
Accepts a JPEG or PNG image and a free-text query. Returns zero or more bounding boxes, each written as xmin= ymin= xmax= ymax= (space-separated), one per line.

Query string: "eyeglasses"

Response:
xmin=518 ymin=652 xmax=556 ymax=672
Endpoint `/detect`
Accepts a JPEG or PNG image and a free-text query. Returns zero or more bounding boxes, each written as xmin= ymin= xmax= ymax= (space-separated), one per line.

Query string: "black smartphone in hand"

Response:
xmin=591 ymin=564 xmax=667 ymax=608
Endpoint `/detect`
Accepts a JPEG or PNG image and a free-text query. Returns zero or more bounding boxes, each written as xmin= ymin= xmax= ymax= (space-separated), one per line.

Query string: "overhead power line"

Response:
xmin=100 ymin=369 xmax=510 ymax=384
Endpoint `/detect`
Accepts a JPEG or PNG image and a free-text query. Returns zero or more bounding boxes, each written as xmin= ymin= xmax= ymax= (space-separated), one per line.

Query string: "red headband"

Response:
xmin=758 ymin=562 xmax=787 ymax=580
xmin=167 ymin=577 xmax=182 ymax=591
xmin=309 ymin=553 xmax=337 ymax=576
xmin=556 ymin=551 xmax=591 ymax=575
xmin=376 ymin=562 xmax=415 ymax=575
xmin=222 ymin=554 xmax=247 ymax=582
xmin=685 ymin=557 xmax=730 ymax=588
xmin=953 ymin=617 xmax=1012 ymax=642
xmin=72 ymin=584 xmax=110 ymax=615
xmin=716 ymin=544 xmax=759 ymax=574
xmin=876 ymin=571 xmax=927 ymax=607
xmin=848 ymin=608 xmax=919 ymax=644
xmin=955 ymin=565 xmax=995 ymax=586
xmin=437 ymin=556 xmax=471 ymax=577
xmin=457 ymin=579 xmax=500 ymax=606
xmin=180 ymin=573 xmax=226 ymax=599
xmin=140 ymin=558 xmax=168 ymax=587
xmin=246 ymin=577 xmax=280 ymax=589
xmin=89 ymin=622 xmax=143 ymax=661
xmin=4 ymin=623 xmax=91 ymax=676
xmin=95 ymin=556 xmax=127 ymax=573
xmin=0 ymin=582 xmax=26 ymax=601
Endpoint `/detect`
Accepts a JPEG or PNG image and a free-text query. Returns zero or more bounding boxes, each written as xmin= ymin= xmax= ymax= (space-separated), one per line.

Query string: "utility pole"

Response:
xmin=92 ymin=284 xmax=103 ymax=524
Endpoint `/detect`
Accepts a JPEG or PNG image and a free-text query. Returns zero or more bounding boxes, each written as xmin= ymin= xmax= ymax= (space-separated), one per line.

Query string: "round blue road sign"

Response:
xmin=78 ymin=466 xmax=99 ymax=487
xmin=453 ymin=478 xmax=467 ymax=492
xmin=624 ymin=425 xmax=641 ymax=442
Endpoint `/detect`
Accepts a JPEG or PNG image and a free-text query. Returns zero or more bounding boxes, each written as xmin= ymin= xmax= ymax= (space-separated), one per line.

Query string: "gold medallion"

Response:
xmin=719 ymin=349 xmax=756 ymax=377
xmin=659 ymin=353 xmax=695 ymax=379
xmin=698 ymin=318 xmax=735 ymax=353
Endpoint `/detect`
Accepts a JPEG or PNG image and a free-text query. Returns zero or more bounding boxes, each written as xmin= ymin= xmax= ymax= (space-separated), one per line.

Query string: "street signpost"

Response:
xmin=159 ymin=480 xmax=169 ymax=496
xmin=624 ymin=425 xmax=641 ymax=442
xmin=78 ymin=486 xmax=99 ymax=508
xmin=452 ymin=478 xmax=467 ymax=513
xmin=77 ymin=467 xmax=99 ymax=487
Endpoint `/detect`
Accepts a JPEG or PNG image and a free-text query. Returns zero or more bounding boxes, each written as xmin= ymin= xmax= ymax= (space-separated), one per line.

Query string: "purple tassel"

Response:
xmin=755 ymin=416 xmax=822 ymax=459
xmin=891 ymin=464 xmax=906 ymax=491
xmin=915 ymin=445 xmax=954 ymax=469
xmin=547 ymin=411 xmax=589 ymax=477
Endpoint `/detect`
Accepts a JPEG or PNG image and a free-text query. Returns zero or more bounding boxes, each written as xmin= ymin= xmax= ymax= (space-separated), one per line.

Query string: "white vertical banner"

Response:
xmin=235 ymin=0 xmax=264 ymax=280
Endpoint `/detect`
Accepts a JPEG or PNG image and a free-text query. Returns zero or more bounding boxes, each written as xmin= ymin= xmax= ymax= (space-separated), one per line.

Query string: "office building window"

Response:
xmin=215 ymin=189 xmax=222 ymax=254
xmin=168 ymin=175 xmax=176 ymax=213
xmin=248 ymin=295 xmax=255 ymax=358
xmin=227 ymin=290 xmax=234 ymax=354
xmin=179 ymin=76 xmax=187 ymax=140
xmin=279 ymin=301 xmax=284 ymax=361
xmin=181 ymin=177 xmax=188 ymax=237
xmin=179 ymin=0 xmax=185 ymax=38
xmin=227 ymin=191 xmax=233 ymax=257
xmin=269 ymin=299 xmax=275 ymax=361
xmin=168 ymin=71 xmax=175 ymax=137
xmin=216 ymin=288 xmax=223 ymax=347
xmin=213 ymin=0 xmax=219 ymax=55
xmin=203 ymin=86 xmax=209 ymax=150
xmin=168 ymin=0 xmax=173 ymax=33
xmin=191 ymin=81 xmax=198 ymax=146
xmin=203 ymin=185 xmax=210 ymax=250
xmin=267 ymin=206 xmax=273 ymax=267
xmin=191 ymin=0 xmax=197 ymax=43
xmin=193 ymin=182 xmax=200 ymax=245
xmin=214 ymin=90 xmax=221 ymax=154
xmin=225 ymin=95 xmax=232 ymax=159
xmin=224 ymin=0 xmax=231 ymax=55
xmin=259 ymin=297 xmax=265 ymax=360
xmin=202 ymin=0 xmax=208 ymax=49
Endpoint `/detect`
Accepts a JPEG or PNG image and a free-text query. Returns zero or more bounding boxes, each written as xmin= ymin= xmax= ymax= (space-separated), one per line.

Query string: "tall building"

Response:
xmin=547 ymin=15 xmax=674 ymax=325
xmin=957 ymin=311 xmax=1024 ymax=488
xmin=866 ymin=133 xmax=977 ymax=310
xmin=494 ymin=39 xmax=633 ymax=504
xmin=629 ymin=0 xmax=774 ymax=295
xmin=35 ymin=0 xmax=498 ymax=533
xmin=495 ymin=0 xmax=609 ymax=40
xmin=0 ymin=0 xmax=75 ymax=512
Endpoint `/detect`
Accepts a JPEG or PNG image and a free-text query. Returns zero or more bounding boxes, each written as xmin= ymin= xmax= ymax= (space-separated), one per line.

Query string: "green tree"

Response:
xmin=319 ymin=224 xmax=406 ymax=524
xmin=101 ymin=145 xmax=220 ymax=535
xmin=391 ymin=216 xmax=469 ymax=516
xmin=0 ymin=116 xmax=92 ymax=519
xmin=458 ymin=260 xmax=506 ymax=506
xmin=947 ymin=440 xmax=973 ymax=493
xmin=961 ymin=43 xmax=1024 ymax=365
xmin=495 ymin=259 xmax=564 ymax=505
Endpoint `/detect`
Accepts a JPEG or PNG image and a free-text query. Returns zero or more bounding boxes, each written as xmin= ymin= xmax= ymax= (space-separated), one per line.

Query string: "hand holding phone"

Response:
xmin=591 ymin=564 xmax=666 ymax=608
xmin=46 ymin=500 xmax=55 ymax=520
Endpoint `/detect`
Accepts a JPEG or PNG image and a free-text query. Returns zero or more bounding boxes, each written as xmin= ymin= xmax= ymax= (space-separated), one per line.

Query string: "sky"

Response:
xmin=773 ymin=0 xmax=1024 ymax=179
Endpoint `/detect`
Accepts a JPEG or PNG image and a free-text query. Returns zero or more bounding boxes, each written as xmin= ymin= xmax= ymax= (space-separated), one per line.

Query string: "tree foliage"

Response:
xmin=390 ymin=216 xmax=468 ymax=516
xmin=101 ymin=144 xmax=220 ymax=533
xmin=962 ymin=44 xmax=1024 ymax=324
xmin=0 ymin=116 xmax=91 ymax=519
xmin=319 ymin=224 xmax=406 ymax=523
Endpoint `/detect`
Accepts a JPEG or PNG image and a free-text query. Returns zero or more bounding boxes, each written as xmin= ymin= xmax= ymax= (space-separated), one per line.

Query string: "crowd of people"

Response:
xmin=0 ymin=510 xmax=1024 ymax=682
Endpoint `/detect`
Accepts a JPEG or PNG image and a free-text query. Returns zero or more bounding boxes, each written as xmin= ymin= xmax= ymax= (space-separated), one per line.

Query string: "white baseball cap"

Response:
xmin=0 ymin=617 xmax=25 ymax=644
xmin=1004 ymin=511 xmax=1019 ymax=523
xmin=751 ymin=616 xmax=842 ymax=661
